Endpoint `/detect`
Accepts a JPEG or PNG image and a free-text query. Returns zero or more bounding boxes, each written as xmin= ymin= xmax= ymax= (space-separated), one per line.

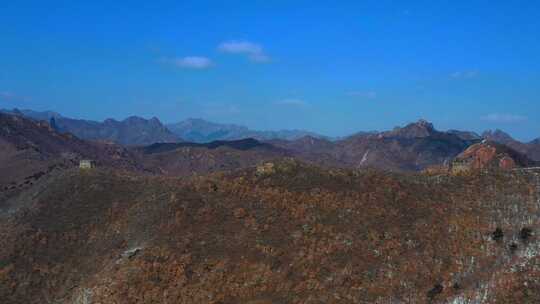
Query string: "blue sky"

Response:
xmin=1 ymin=1 xmax=539 ymax=140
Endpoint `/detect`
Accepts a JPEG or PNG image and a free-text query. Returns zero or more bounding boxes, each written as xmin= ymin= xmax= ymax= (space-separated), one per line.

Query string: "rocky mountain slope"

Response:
xmin=0 ymin=113 xmax=141 ymax=201
xmin=1 ymin=110 xmax=480 ymax=174
xmin=483 ymin=129 xmax=540 ymax=161
xmin=132 ymin=138 xmax=290 ymax=176
xmin=274 ymin=120 xmax=477 ymax=171
xmin=452 ymin=140 xmax=536 ymax=172
xmin=1 ymin=161 xmax=539 ymax=303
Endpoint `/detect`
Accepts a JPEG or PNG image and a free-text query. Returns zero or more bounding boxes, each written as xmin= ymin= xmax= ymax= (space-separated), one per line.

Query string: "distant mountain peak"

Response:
xmin=482 ymin=129 xmax=515 ymax=143
xmin=383 ymin=119 xmax=437 ymax=138
xmin=167 ymin=118 xmax=327 ymax=143
xmin=124 ymin=116 xmax=150 ymax=123
xmin=416 ymin=119 xmax=434 ymax=129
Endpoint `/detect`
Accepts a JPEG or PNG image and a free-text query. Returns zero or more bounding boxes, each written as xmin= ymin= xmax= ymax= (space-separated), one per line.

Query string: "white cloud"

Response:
xmin=451 ymin=70 xmax=478 ymax=79
xmin=481 ymin=113 xmax=527 ymax=123
xmin=168 ymin=56 xmax=213 ymax=69
xmin=275 ymin=99 xmax=308 ymax=107
xmin=347 ymin=91 xmax=377 ymax=99
xmin=219 ymin=41 xmax=262 ymax=54
xmin=218 ymin=40 xmax=270 ymax=63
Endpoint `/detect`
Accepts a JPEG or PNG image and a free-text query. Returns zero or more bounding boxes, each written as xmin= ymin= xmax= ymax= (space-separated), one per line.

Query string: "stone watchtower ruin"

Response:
xmin=450 ymin=159 xmax=471 ymax=174
xmin=79 ymin=159 xmax=94 ymax=169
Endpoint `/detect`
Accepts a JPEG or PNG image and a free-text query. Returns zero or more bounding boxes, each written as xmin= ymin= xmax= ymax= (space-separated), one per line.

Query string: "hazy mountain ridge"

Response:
xmin=1 ymin=108 xmax=181 ymax=146
xmin=167 ymin=118 xmax=329 ymax=143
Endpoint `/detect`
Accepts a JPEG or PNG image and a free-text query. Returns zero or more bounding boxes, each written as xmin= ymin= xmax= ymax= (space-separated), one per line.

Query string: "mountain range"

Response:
xmin=1 ymin=109 xmax=180 ymax=146
xmin=2 ymin=108 xmax=539 ymax=164
xmin=166 ymin=118 xmax=327 ymax=143
xmin=271 ymin=119 xmax=480 ymax=171
xmin=0 ymin=113 xmax=141 ymax=202
xmin=3 ymin=153 xmax=540 ymax=303
xmin=2 ymin=110 xmax=540 ymax=303
xmin=1 ymin=111 xmax=537 ymax=186
xmin=1 ymin=109 xmax=327 ymax=145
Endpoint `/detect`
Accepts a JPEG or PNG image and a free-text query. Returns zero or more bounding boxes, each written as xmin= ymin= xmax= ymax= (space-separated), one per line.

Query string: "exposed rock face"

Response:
xmin=452 ymin=141 xmax=535 ymax=172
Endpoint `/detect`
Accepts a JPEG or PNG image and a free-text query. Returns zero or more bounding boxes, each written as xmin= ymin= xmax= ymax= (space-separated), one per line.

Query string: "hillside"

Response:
xmin=1 ymin=161 xmax=539 ymax=303
xmin=0 ymin=113 xmax=140 ymax=201
xmin=132 ymin=138 xmax=290 ymax=176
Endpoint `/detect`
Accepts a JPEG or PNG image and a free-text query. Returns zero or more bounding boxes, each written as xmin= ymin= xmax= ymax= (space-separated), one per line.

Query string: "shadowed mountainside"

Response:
xmin=132 ymin=138 xmax=290 ymax=176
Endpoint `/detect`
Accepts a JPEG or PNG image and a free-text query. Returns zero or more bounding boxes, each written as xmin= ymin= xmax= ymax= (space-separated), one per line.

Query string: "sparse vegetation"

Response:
xmin=1 ymin=163 xmax=539 ymax=303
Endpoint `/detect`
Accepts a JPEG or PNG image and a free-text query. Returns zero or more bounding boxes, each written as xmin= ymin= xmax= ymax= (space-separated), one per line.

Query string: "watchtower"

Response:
xmin=451 ymin=159 xmax=471 ymax=175
xmin=79 ymin=159 xmax=94 ymax=169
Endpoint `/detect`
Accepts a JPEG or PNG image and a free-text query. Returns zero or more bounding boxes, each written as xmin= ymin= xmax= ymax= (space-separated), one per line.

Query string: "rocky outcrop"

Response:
xmin=452 ymin=141 xmax=535 ymax=173
xmin=482 ymin=129 xmax=540 ymax=161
